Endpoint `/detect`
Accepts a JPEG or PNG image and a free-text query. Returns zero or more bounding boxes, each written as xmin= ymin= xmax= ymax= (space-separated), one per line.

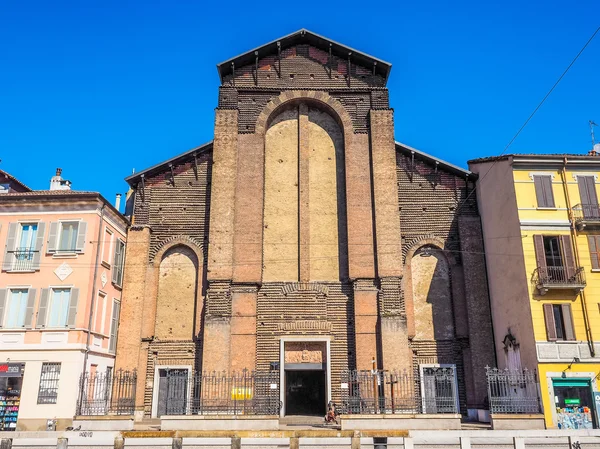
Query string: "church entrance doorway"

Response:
xmin=285 ymin=370 xmax=326 ymax=416
xmin=280 ymin=339 xmax=331 ymax=417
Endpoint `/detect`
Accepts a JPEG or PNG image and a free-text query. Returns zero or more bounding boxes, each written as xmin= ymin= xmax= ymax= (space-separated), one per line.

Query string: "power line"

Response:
xmin=458 ymin=25 xmax=600 ymax=213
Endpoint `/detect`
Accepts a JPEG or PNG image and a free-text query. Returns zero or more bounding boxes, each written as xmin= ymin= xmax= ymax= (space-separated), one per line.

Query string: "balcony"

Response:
xmin=532 ymin=266 xmax=586 ymax=294
xmin=6 ymin=248 xmax=37 ymax=272
xmin=572 ymin=203 xmax=600 ymax=229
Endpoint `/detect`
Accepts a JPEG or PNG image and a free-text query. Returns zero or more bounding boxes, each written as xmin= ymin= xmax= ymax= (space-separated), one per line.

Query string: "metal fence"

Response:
xmin=533 ymin=266 xmax=586 ymax=287
xmin=340 ymin=367 xmax=458 ymax=415
xmin=160 ymin=370 xmax=280 ymax=416
xmin=486 ymin=366 xmax=541 ymax=414
xmin=77 ymin=369 xmax=137 ymax=415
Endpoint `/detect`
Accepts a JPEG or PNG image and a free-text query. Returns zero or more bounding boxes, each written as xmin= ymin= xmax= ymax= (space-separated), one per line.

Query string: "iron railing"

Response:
xmin=77 ymin=369 xmax=137 ymax=415
xmin=8 ymin=248 xmax=37 ymax=271
xmin=340 ymin=368 xmax=458 ymax=415
xmin=486 ymin=367 xmax=540 ymax=414
xmin=572 ymin=203 xmax=600 ymax=223
xmin=532 ymin=266 xmax=586 ymax=288
xmin=161 ymin=370 xmax=280 ymax=416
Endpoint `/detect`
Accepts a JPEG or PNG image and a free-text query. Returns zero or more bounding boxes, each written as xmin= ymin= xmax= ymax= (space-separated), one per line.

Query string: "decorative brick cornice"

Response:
xmin=277 ymin=320 xmax=332 ymax=333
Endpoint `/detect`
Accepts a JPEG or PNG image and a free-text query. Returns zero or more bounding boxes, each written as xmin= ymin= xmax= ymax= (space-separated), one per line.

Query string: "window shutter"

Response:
xmin=109 ymin=301 xmax=120 ymax=353
xmin=534 ymin=176 xmax=546 ymax=207
xmin=0 ymin=289 xmax=6 ymax=328
xmin=36 ymin=288 xmax=49 ymax=328
xmin=24 ymin=289 xmax=37 ymax=328
xmin=560 ymin=235 xmax=576 ymax=280
xmin=561 ymin=304 xmax=576 ymax=341
xmin=32 ymin=222 xmax=45 ymax=270
xmin=111 ymin=243 xmax=120 ymax=284
xmin=75 ymin=222 xmax=87 ymax=252
xmin=47 ymin=222 xmax=58 ymax=253
xmin=588 ymin=236 xmax=600 ymax=269
xmin=541 ymin=176 xmax=555 ymax=207
xmin=543 ymin=304 xmax=557 ymax=341
xmin=533 ymin=235 xmax=546 ymax=270
xmin=67 ymin=288 xmax=79 ymax=328
xmin=2 ymin=223 xmax=18 ymax=271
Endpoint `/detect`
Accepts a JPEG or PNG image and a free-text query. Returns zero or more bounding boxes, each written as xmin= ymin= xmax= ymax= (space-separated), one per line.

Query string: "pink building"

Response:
xmin=0 ymin=169 xmax=128 ymax=431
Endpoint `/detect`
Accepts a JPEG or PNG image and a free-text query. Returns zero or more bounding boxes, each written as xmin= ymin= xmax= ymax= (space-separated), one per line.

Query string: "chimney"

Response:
xmin=115 ymin=193 xmax=122 ymax=210
xmin=49 ymin=168 xmax=72 ymax=191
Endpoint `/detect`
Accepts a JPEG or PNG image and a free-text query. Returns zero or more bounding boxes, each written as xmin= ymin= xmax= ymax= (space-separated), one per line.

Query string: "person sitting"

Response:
xmin=324 ymin=401 xmax=338 ymax=425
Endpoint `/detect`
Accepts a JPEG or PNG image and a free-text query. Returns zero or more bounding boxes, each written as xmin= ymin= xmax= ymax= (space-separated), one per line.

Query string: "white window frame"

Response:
xmin=46 ymin=286 xmax=72 ymax=328
xmin=94 ymin=291 xmax=107 ymax=335
xmin=55 ymin=220 xmax=81 ymax=254
xmin=419 ymin=363 xmax=460 ymax=414
xmin=101 ymin=227 xmax=114 ymax=267
xmin=16 ymin=222 xmax=39 ymax=251
xmin=3 ymin=286 xmax=31 ymax=329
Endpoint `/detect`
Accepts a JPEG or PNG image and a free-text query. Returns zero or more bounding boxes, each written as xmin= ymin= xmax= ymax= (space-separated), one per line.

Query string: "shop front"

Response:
xmin=0 ymin=363 xmax=25 ymax=431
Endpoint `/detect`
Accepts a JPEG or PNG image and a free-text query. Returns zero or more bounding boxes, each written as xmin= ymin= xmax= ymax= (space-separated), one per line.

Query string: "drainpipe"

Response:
xmin=78 ymin=203 xmax=106 ymax=413
xmin=561 ymin=158 xmax=595 ymax=357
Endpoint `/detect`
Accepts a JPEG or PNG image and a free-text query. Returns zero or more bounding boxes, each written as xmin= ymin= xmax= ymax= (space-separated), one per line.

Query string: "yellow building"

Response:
xmin=470 ymin=154 xmax=600 ymax=429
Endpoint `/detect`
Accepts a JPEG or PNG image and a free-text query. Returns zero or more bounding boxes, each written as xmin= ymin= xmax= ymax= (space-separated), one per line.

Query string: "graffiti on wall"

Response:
xmin=556 ymin=406 xmax=594 ymax=429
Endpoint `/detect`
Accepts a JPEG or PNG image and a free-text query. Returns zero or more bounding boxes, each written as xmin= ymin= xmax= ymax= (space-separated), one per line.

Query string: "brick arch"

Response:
xmin=404 ymin=236 xmax=456 ymax=339
xmin=404 ymin=236 xmax=457 ymax=268
xmin=151 ymin=236 xmax=204 ymax=267
xmin=254 ymin=90 xmax=354 ymax=136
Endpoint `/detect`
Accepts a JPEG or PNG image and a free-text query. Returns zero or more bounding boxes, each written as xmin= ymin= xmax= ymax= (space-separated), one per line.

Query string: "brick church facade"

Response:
xmin=114 ymin=30 xmax=495 ymax=419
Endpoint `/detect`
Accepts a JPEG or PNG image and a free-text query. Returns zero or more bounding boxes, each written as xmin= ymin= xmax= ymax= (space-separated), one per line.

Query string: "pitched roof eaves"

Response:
xmin=0 ymin=169 xmax=32 ymax=192
xmin=125 ymin=140 xmax=214 ymax=185
xmin=216 ymin=29 xmax=392 ymax=84
xmin=395 ymin=141 xmax=475 ymax=179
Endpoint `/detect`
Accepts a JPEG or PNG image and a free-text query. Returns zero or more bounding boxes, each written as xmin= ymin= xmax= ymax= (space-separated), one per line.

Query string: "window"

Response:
xmin=47 ymin=221 xmax=87 ymax=254
xmin=5 ymin=289 xmax=28 ymax=328
xmin=109 ymin=300 xmax=120 ymax=353
xmin=588 ymin=235 xmax=600 ymax=269
xmin=37 ymin=362 xmax=61 ymax=404
xmin=101 ymin=228 xmax=113 ymax=266
xmin=2 ymin=222 xmax=45 ymax=271
xmin=543 ymin=303 xmax=575 ymax=341
xmin=0 ymin=288 xmax=36 ymax=329
xmin=59 ymin=222 xmax=78 ymax=252
xmin=37 ymin=288 xmax=79 ymax=329
xmin=48 ymin=289 xmax=70 ymax=327
xmin=112 ymin=239 xmax=125 ymax=287
xmin=534 ymin=175 xmax=555 ymax=208
xmin=94 ymin=292 xmax=107 ymax=334
xmin=543 ymin=236 xmax=563 ymax=267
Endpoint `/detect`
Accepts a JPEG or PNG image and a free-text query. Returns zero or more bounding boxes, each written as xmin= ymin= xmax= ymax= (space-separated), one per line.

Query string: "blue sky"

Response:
xmin=1 ymin=0 xmax=598 ymax=208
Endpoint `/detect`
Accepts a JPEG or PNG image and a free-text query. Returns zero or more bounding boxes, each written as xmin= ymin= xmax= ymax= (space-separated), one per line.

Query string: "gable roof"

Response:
xmin=0 ymin=169 xmax=31 ymax=192
xmin=216 ymin=29 xmax=392 ymax=85
xmin=125 ymin=141 xmax=213 ymax=185
xmin=395 ymin=142 xmax=476 ymax=179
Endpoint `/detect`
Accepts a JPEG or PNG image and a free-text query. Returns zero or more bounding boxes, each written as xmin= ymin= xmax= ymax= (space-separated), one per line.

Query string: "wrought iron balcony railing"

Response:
xmin=532 ymin=265 xmax=586 ymax=293
xmin=8 ymin=248 xmax=37 ymax=271
xmin=572 ymin=203 xmax=600 ymax=228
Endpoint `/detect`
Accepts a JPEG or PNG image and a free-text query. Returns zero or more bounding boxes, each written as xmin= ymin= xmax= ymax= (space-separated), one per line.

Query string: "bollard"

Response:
xmin=57 ymin=438 xmax=68 ymax=449
xmin=460 ymin=436 xmax=471 ymax=449
xmin=172 ymin=437 xmax=182 ymax=449
xmin=513 ymin=437 xmax=525 ymax=449
xmin=0 ymin=439 xmax=12 ymax=449
xmin=231 ymin=436 xmax=241 ymax=449
xmin=403 ymin=437 xmax=414 ymax=449
xmin=114 ymin=436 xmax=124 ymax=449
xmin=350 ymin=432 xmax=360 ymax=449
xmin=290 ymin=436 xmax=299 ymax=449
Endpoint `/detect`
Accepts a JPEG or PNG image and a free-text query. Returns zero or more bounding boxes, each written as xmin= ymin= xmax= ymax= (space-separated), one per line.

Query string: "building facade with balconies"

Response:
xmin=469 ymin=154 xmax=600 ymax=429
xmin=0 ymin=169 xmax=128 ymax=431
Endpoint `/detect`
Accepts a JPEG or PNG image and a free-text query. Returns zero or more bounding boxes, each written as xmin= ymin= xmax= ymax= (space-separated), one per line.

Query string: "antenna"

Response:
xmin=591 ymin=120 xmax=598 ymax=147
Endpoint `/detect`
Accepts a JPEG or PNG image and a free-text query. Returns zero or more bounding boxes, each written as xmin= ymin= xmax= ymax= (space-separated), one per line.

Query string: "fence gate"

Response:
xmin=159 ymin=369 xmax=189 ymax=416
xmin=420 ymin=365 xmax=458 ymax=414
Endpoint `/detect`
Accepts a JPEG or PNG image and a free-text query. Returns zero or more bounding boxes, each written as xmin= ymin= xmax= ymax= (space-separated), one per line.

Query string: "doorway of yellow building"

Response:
xmin=552 ymin=378 xmax=597 ymax=429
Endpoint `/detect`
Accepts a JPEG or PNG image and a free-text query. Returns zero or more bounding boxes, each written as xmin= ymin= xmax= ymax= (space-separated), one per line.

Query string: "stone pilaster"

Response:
xmin=207 ymin=109 xmax=238 ymax=281
xmin=353 ymin=279 xmax=380 ymax=371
